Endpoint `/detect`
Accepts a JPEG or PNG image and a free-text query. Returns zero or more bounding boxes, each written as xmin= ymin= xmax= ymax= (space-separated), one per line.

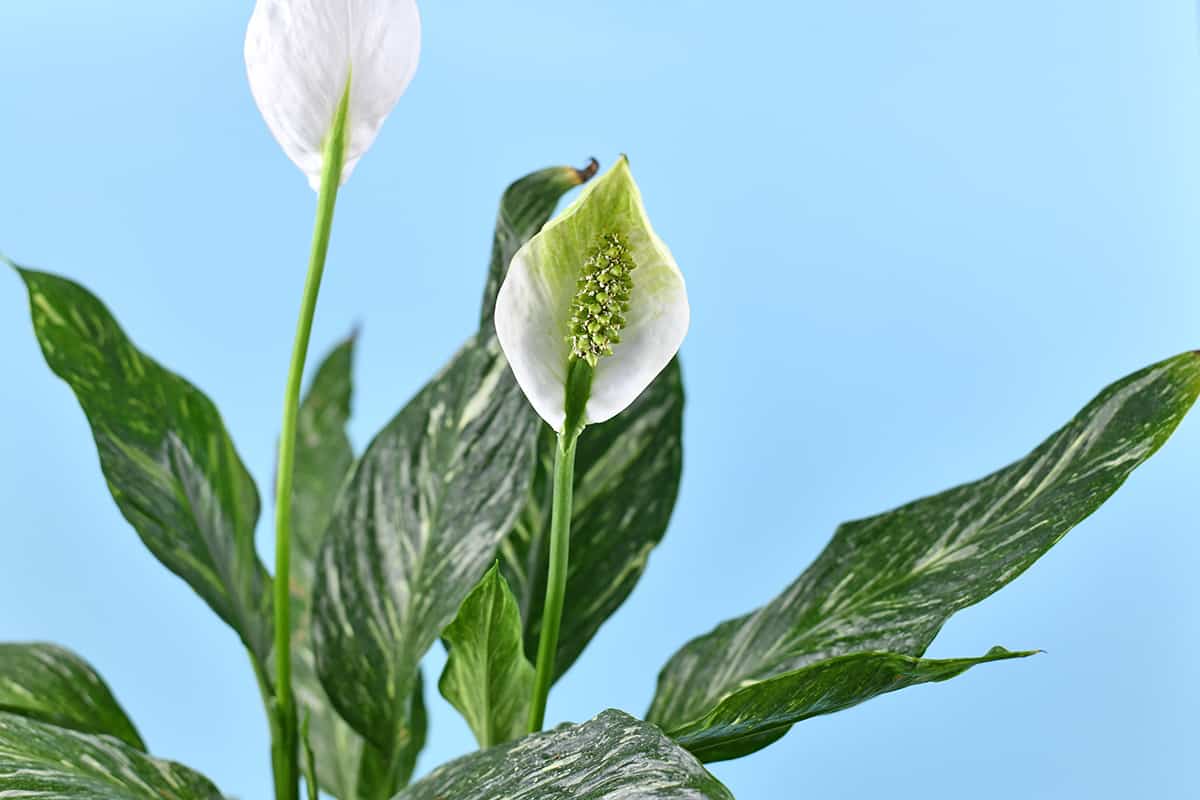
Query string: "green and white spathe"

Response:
xmin=494 ymin=157 xmax=690 ymax=431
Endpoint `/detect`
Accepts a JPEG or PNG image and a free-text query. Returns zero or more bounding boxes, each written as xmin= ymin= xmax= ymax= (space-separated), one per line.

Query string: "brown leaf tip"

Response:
xmin=573 ymin=158 xmax=600 ymax=185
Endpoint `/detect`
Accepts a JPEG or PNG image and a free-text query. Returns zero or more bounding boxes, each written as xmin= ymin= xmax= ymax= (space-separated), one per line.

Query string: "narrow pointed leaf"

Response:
xmin=15 ymin=268 xmax=272 ymax=664
xmin=672 ymin=646 xmax=1034 ymax=762
xmin=438 ymin=563 xmax=535 ymax=748
xmin=395 ymin=710 xmax=733 ymax=800
xmin=0 ymin=711 xmax=223 ymax=799
xmin=287 ymin=335 xmax=365 ymax=799
xmin=499 ymin=359 xmax=684 ymax=681
xmin=0 ymin=643 xmax=144 ymax=750
xmin=479 ymin=160 xmax=599 ymax=329
xmin=648 ymin=352 xmax=1200 ymax=759
xmin=312 ymin=333 xmax=538 ymax=763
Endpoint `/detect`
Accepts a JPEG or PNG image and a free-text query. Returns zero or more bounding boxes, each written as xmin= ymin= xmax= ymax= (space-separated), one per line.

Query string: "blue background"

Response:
xmin=2 ymin=2 xmax=1198 ymax=798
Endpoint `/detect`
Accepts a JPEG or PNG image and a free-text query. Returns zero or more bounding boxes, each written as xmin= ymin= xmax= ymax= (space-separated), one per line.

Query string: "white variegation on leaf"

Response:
xmin=494 ymin=157 xmax=690 ymax=431
xmin=245 ymin=0 xmax=421 ymax=189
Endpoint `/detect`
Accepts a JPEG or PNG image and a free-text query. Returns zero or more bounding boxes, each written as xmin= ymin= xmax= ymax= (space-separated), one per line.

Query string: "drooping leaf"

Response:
xmin=499 ymin=359 xmax=684 ymax=681
xmin=478 ymin=159 xmax=599 ymax=329
xmin=438 ymin=563 xmax=535 ymax=748
xmin=312 ymin=333 xmax=538 ymax=774
xmin=286 ymin=335 xmax=366 ymax=799
xmin=15 ymin=267 xmax=272 ymax=664
xmin=0 ymin=711 xmax=223 ymax=799
xmin=648 ymin=352 xmax=1200 ymax=760
xmin=671 ymin=646 xmax=1034 ymax=762
xmin=0 ymin=643 xmax=144 ymax=750
xmin=395 ymin=709 xmax=733 ymax=800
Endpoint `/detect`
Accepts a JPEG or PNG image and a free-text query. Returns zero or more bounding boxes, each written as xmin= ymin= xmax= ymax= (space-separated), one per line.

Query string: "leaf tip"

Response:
xmin=572 ymin=157 xmax=600 ymax=185
xmin=1 ymin=252 xmax=24 ymax=276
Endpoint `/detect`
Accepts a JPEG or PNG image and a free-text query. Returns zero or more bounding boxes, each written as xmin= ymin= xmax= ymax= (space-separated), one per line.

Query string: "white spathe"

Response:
xmin=495 ymin=157 xmax=690 ymax=432
xmin=245 ymin=0 xmax=421 ymax=189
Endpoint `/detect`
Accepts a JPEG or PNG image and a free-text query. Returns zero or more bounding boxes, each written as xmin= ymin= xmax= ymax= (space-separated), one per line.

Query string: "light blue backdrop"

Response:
xmin=2 ymin=2 xmax=1198 ymax=798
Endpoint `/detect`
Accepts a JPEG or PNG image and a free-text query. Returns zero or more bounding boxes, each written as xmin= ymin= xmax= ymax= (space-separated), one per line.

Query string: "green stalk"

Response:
xmin=270 ymin=81 xmax=351 ymax=800
xmin=527 ymin=431 xmax=577 ymax=733
xmin=527 ymin=359 xmax=592 ymax=733
xmin=247 ymin=650 xmax=288 ymax=800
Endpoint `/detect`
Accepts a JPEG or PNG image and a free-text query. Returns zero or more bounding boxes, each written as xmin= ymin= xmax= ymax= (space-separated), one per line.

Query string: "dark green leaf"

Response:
xmin=395 ymin=709 xmax=733 ymax=800
xmin=499 ymin=359 xmax=684 ymax=681
xmin=438 ymin=563 xmax=534 ymax=748
xmin=312 ymin=334 xmax=538 ymax=767
xmin=287 ymin=335 xmax=365 ymax=799
xmin=478 ymin=160 xmax=598 ymax=329
xmin=0 ymin=643 xmax=144 ymax=750
xmin=648 ymin=352 xmax=1200 ymax=760
xmin=671 ymin=646 xmax=1034 ymax=762
xmin=356 ymin=673 xmax=426 ymax=800
xmin=0 ymin=711 xmax=223 ymax=799
xmin=15 ymin=268 xmax=272 ymax=664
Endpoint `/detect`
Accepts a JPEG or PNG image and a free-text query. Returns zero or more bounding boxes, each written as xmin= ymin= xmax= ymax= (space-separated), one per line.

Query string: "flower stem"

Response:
xmin=270 ymin=83 xmax=351 ymax=800
xmin=527 ymin=431 xmax=578 ymax=732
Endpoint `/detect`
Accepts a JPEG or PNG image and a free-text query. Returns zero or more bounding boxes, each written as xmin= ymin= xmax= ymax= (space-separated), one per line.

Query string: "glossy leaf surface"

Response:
xmin=16 ymin=268 xmax=272 ymax=664
xmin=438 ymin=563 xmax=534 ymax=748
xmin=0 ymin=711 xmax=223 ymax=799
xmin=670 ymin=646 xmax=1033 ymax=761
xmin=312 ymin=334 xmax=538 ymax=763
xmin=648 ymin=352 xmax=1200 ymax=760
xmin=395 ymin=710 xmax=733 ymax=800
xmin=0 ymin=643 xmax=144 ymax=750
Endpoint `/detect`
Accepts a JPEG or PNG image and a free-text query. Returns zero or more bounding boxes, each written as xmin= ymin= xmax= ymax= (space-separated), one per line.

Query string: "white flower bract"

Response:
xmin=494 ymin=157 xmax=690 ymax=432
xmin=245 ymin=0 xmax=421 ymax=189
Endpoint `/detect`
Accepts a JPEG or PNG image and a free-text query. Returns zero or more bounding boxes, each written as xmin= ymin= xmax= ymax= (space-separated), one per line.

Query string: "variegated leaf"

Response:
xmin=0 ymin=711 xmax=223 ymax=799
xmin=648 ymin=352 xmax=1200 ymax=760
xmin=354 ymin=675 xmax=426 ymax=800
xmin=395 ymin=710 xmax=733 ymax=800
xmin=438 ymin=563 xmax=534 ymax=748
xmin=669 ymin=646 xmax=1034 ymax=761
xmin=0 ymin=643 xmax=144 ymax=750
xmin=312 ymin=333 xmax=538 ymax=780
xmin=14 ymin=267 xmax=272 ymax=665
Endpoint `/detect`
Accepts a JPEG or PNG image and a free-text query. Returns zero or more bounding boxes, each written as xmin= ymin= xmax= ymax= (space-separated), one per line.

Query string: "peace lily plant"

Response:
xmin=1 ymin=3 xmax=1198 ymax=800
